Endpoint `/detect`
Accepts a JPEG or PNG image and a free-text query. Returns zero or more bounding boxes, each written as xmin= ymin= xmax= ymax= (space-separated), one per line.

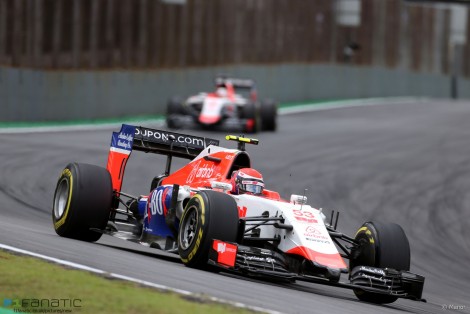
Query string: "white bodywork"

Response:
xmin=187 ymin=93 xmax=248 ymax=106
xmin=234 ymin=194 xmax=347 ymax=270
xmin=173 ymin=145 xmax=347 ymax=270
xmin=199 ymin=97 xmax=227 ymax=123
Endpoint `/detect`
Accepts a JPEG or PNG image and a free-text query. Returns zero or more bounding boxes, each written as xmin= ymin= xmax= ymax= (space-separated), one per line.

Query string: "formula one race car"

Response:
xmin=166 ymin=77 xmax=277 ymax=133
xmin=52 ymin=125 xmax=425 ymax=304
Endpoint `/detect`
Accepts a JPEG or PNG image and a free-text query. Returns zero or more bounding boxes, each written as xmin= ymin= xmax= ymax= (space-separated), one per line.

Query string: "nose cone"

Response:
xmin=199 ymin=115 xmax=221 ymax=124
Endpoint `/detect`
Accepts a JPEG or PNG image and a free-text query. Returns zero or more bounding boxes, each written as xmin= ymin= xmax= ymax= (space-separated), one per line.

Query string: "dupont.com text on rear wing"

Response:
xmin=106 ymin=124 xmax=219 ymax=191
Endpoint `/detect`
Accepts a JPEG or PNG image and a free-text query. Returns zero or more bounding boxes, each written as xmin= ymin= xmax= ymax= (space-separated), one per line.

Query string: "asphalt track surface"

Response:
xmin=1 ymin=99 xmax=469 ymax=314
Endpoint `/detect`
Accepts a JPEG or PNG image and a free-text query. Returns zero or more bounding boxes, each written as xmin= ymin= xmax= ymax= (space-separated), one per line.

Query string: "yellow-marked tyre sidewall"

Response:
xmin=350 ymin=221 xmax=410 ymax=304
xmin=178 ymin=194 xmax=208 ymax=267
xmin=53 ymin=168 xmax=73 ymax=232
xmin=351 ymin=222 xmax=391 ymax=302
xmin=52 ymin=166 xmax=78 ymax=236
xmin=349 ymin=223 xmax=377 ymax=271
xmin=51 ymin=163 xmax=112 ymax=242
xmin=177 ymin=190 xmax=239 ymax=269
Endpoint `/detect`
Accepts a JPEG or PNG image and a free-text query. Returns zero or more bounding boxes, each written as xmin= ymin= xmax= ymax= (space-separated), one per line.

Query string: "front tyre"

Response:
xmin=178 ymin=190 xmax=239 ymax=269
xmin=350 ymin=221 xmax=410 ymax=304
xmin=52 ymin=163 xmax=113 ymax=242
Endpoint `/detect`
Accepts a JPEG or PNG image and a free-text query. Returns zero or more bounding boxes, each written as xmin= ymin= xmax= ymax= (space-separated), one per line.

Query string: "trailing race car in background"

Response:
xmin=52 ymin=124 xmax=425 ymax=304
xmin=166 ymin=77 xmax=277 ymax=133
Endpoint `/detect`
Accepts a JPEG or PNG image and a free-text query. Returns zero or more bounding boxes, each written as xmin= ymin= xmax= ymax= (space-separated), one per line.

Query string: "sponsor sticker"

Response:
xmin=303 ymin=226 xmax=329 ymax=240
xmin=135 ymin=127 xmax=218 ymax=148
xmin=305 ymin=226 xmax=321 ymax=235
xmin=186 ymin=160 xmax=216 ymax=184
xmin=213 ymin=240 xmax=237 ymax=267
xmin=306 ymin=237 xmax=331 ymax=244
xmin=237 ymin=206 xmax=248 ymax=218
xmin=295 ymin=216 xmax=319 ymax=224
xmin=110 ymin=124 xmax=136 ymax=154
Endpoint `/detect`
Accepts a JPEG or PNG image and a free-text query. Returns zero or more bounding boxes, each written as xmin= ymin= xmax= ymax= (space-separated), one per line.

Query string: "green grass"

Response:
xmin=0 ymin=250 xmax=255 ymax=314
xmin=0 ymin=114 xmax=165 ymax=129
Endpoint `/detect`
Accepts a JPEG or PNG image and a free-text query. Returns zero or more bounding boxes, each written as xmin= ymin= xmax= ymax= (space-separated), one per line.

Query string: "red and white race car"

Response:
xmin=52 ymin=125 xmax=425 ymax=304
xmin=166 ymin=77 xmax=277 ymax=133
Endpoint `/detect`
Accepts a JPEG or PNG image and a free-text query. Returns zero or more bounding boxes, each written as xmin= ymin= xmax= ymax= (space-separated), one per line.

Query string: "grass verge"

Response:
xmin=0 ymin=250 xmax=255 ymax=314
xmin=0 ymin=115 xmax=165 ymax=129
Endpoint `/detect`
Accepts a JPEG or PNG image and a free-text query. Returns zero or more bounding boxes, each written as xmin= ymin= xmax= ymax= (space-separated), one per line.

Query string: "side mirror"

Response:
xmin=211 ymin=181 xmax=232 ymax=192
xmin=290 ymin=194 xmax=307 ymax=205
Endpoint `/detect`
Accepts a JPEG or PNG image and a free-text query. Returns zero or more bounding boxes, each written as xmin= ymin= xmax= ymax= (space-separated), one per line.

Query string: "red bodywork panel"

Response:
xmin=212 ymin=240 xmax=237 ymax=267
xmin=107 ymin=150 xmax=131 ymax=192
xmin=161 ymin=150 xmax=239 ymax=188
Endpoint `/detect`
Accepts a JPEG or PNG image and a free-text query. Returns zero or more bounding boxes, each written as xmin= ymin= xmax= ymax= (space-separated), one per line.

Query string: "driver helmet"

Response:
xmin=231 ymin=168 xmax=264 ymax=195
xmin=216 ymin=86 xmax=227 ymax=97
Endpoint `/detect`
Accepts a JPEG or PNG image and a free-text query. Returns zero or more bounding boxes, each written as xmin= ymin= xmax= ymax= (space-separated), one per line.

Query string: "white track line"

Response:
xmin=278 ymin=96 xmax=427 ymax=115
xmin=0 ymin=243 xmax=282 ymax=314
xmin=0 ymin=97 xmax=426 ymax=134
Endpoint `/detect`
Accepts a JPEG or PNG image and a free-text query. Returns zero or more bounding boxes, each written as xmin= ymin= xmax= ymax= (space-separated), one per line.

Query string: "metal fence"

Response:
xmin=0 ymin=0 xmax=467 ymax=75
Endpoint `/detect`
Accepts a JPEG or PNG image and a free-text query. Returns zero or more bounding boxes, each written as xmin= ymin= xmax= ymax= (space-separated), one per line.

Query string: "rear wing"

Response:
xmin=215 ymin=77 xmax=258 ymax=101
xmin=215 ymin=77 xmax=256 ymax=90
xmin=133 ymin=126 xmax=219 ymax=158
xmin=106 ymin=124 xmax=219 ymax=191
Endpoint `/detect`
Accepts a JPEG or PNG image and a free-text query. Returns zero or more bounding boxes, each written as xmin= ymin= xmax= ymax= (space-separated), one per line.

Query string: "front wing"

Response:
xmin=208 ymin=240 xmax=426 ymax=302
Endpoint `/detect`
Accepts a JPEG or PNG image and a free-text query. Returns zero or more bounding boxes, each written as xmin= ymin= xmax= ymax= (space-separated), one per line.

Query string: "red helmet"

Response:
xmin=231 ymin=168 xmax=264 ymax=195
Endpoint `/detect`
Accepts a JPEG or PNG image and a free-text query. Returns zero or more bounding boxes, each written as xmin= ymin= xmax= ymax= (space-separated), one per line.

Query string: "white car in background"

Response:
xmin=166 ymin=77 xmax=277 ymax=133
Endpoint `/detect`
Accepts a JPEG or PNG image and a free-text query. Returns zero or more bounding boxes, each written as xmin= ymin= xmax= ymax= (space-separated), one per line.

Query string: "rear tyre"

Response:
xmin=350 ymin=221 xmax=410 ymax=304
xmin=178 ymin=190 xmax=239 ymax=269
xmin=52 ymin=163 xmax=113 ymax=242
xmin=241 ymin=103 xmax=260 ymax=133
xmin=260 ymin=99 xmax=277 ymax=131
